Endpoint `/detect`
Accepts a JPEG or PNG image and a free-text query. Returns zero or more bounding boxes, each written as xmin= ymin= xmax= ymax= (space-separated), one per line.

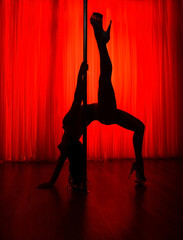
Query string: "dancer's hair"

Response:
xmin=68 ymin=139 xmax=85 ymax=188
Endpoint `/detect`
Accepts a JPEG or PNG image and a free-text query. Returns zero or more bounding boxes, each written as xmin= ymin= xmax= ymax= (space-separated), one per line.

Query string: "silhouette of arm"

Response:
xmin=49 ymin=152 xmax=67 ymax=184
xmin=37 ymin=152 xmax=67 ymax=189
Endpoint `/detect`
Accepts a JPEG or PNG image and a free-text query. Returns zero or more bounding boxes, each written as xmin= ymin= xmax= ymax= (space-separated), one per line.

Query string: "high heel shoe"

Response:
xmin=129 ymin=162 xmax=147 ymax=184
xmin=90 ymin=13 xmax=112 ymax=44
xmin=90 ymin=13 xmax=103 ymax=31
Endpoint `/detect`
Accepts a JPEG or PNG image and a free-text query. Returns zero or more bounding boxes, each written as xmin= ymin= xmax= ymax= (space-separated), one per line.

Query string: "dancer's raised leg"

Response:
xmin=62 ymin=62 xmax=87 ymax=127
xmin=90 ymin=13 xmax=116 ymax=123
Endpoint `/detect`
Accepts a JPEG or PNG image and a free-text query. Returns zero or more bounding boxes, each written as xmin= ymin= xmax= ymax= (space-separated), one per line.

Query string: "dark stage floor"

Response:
xmin=0 ymin=159 xmax=183 ymax=240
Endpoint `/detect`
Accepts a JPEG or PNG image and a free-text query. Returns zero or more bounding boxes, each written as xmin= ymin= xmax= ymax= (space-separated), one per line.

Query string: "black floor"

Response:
xmin=0 ymin=159 xmax=183 ymax=240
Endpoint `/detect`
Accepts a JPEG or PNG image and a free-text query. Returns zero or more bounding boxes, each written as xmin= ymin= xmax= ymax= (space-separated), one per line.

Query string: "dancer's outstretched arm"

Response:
xmin=37 ymin=152 xmax=67 ymax=189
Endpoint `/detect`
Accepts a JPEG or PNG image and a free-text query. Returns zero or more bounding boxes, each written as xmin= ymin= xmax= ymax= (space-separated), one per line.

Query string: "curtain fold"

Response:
xmin=0 ymin=0 xmax=182 ymax=161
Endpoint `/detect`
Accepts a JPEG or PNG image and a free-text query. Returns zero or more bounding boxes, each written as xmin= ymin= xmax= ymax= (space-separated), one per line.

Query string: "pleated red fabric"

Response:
xmin=0 ymin=0 xmax=182 ymax=161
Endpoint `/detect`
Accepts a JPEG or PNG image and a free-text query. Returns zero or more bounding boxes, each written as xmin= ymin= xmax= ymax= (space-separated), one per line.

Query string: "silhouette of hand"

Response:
xmin=79 ymin=62 xmax=88 ymax=75
xmin=37 ymin=182 xmax=54 ymax=189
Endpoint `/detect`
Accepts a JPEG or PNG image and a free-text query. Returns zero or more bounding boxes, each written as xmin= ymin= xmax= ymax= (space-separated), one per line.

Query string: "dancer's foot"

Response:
xmin=129 ymin=161 xmax=147 ymax=184
xmin=90 ymin=12 xmax=112 ymax=44
xmin=90 ymin=12 xmax=103 ymax=28
xmin=67 ymin=180 xmax=89 ymax=193
xmin=90 ymin=13 xmax=103 ymax=41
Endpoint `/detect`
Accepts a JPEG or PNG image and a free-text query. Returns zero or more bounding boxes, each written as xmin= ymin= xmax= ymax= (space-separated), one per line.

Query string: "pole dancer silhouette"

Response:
xmin=37 ymin=13 xmax=146 ymax=190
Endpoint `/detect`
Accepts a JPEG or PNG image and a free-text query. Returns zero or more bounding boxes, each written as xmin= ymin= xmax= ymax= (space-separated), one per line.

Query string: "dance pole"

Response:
xmin=83 ymin=0 xmax=87 ymax=190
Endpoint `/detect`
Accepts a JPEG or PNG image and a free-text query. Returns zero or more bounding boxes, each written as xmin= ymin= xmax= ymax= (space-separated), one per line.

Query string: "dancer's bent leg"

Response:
xmin=114 ymin=109 xmax=145 ymax=177
xmin=90 ymin=13 xmax=116 ymax=115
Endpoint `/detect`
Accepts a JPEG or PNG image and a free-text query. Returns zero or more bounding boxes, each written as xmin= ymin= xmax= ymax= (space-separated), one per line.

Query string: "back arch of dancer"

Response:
xmin=38 ymin=13 xmax=146 ymax=191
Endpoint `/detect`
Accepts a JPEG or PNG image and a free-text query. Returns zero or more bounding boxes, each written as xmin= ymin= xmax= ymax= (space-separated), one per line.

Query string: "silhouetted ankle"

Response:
xmin=129 ymin=161 xmax=146 ymax=184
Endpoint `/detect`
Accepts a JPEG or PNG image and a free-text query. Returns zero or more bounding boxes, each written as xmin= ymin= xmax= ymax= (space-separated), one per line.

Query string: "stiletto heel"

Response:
xmin=129 ymin=161 xmax=147 ymax=184
xmin=102 ymin=20 xmax=112 ymax=43
xmin=128 ymin=162 xmax=136 ymax=178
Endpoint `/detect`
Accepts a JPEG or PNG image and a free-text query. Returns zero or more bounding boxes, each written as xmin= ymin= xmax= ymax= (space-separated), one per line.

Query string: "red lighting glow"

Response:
xmin=0 ymin=0 xmax=182 ymax=161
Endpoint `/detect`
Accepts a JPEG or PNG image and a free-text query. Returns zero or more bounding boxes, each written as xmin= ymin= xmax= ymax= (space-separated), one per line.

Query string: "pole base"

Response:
xmin=67 ymin=182 xmax=89 ymax=193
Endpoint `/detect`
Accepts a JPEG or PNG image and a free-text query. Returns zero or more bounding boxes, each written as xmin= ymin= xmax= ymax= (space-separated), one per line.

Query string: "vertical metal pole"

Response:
xmin=83 ymin=0 xmax=87 ymax=190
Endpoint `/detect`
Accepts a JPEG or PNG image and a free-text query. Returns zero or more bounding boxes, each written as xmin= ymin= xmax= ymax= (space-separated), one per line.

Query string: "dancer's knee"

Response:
xmin=138 ymin=121 xmax=145 ymax=133
xmin=134 ymin=119 xmax=145 ymax=134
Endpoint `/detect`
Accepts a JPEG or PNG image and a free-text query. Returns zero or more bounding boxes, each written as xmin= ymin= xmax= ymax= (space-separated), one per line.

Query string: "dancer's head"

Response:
xmin=68 ymin=140 xmax=84 ymax=188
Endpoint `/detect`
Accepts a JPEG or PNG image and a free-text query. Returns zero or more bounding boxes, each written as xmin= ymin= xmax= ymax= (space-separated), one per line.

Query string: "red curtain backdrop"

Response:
xmin=0 ymin=0 xmax=183 ymax=162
